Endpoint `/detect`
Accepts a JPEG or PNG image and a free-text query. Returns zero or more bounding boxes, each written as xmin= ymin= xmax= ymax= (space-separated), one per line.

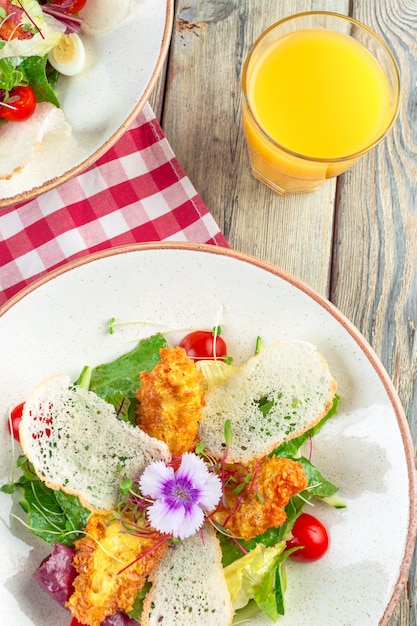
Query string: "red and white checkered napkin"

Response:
xmin=0 ymin=102 xmax=228 ymax=307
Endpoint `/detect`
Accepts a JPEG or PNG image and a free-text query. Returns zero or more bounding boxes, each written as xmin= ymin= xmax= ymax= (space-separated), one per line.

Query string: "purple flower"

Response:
xmin=139 ymin=453 xmax=222 ymax=540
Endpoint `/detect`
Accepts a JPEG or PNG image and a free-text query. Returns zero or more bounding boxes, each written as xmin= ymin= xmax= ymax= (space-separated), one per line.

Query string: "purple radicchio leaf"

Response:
xmin=33 ymin=543 xmax=140 ymax=624
xmin=42 ymin=2 xmax=83 ymax=34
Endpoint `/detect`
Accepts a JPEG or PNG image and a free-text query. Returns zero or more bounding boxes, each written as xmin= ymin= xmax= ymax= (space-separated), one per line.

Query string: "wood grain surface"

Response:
xmin=150 ymin=1 xmax=417 ymax=624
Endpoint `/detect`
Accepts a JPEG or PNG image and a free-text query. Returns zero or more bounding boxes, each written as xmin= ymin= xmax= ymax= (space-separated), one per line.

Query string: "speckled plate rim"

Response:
xmin=0 ymin=241 xmax=416 ymax=625
xmin=0 ymin=0 xmax=174 ymax=209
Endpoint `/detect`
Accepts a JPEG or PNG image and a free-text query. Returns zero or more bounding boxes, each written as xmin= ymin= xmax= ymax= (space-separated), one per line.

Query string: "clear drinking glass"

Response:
xmin=241 ymin=12 xmax=400 ymax=195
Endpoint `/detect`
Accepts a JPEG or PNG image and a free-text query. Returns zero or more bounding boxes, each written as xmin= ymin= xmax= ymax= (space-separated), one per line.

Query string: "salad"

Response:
xmin=2 ymin=326 xmax=344 ymax=626
xmin=0 ymin=0 xmax=87 ymax=124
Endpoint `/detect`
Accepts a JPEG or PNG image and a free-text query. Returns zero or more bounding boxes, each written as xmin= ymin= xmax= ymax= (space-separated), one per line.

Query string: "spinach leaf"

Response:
xmin=88 ymin=332 xmax=167 ymax=398
xmin=1 ymin=456 xmax=90 ymax=547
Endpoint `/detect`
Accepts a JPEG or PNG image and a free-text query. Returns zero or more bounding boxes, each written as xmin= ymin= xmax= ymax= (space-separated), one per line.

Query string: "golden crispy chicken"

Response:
xmin=136 ymin=346 xmax=205 ymax=456
xmin=67 ymin=512 xmax=168 ymax=626
xmin=212 ymin=456 xmax=307 ymax=540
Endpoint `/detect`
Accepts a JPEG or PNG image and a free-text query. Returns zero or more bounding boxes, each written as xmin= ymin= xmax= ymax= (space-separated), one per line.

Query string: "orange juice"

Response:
xmin=249 ymin=29 xmax=391 ymax=159
xmin=241 ymin=14 xmax=400 ymax=194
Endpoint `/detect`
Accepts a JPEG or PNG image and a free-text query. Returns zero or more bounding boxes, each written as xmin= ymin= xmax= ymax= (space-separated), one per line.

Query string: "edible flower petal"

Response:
xmin=139 ymin=453 xmax=222 ymax=540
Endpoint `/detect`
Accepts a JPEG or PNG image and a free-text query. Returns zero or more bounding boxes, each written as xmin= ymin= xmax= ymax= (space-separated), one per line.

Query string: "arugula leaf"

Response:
xmin=1 ymin=456 xmax=90 ymax=547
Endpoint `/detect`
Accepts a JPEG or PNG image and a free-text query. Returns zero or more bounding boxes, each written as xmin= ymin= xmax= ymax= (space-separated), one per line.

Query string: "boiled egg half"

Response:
xmin=48 ymin=33 xmax=86 ymax=77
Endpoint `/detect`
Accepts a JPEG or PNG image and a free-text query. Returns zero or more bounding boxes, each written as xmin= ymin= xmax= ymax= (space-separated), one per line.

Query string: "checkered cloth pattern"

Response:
xmin=0 ymin=103 xmax=228 ymax=307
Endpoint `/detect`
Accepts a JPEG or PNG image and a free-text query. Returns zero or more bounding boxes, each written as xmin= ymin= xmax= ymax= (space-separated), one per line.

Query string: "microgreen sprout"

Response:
xmin=108 ymin=317 xmax=189 ymax=336
xmin=223 ymin=419 xmax=233 ymax=450
xmin=194 ymin=441 xmax=205 ymax=455
xmin=119 ymin=477 xmax=133 ymax=496
xmin=231 ymin=473 xmax=252 ymax=496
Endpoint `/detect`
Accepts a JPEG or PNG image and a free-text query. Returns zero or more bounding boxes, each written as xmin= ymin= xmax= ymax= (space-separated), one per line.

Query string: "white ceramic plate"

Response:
xmin=0 ymin=243 xmax=416 ymax=625
xmin=0 ymin=0 xmax=173 ymax=208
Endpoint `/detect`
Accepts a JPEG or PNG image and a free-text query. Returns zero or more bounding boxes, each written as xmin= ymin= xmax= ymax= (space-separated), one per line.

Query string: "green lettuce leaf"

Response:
xmin=0 ymin=57 xmax=28 ymax=91
xmin=225 ymin=542 xmax=297 ymax=623
xmin=225 ymin=543 xmax=285 ymax=619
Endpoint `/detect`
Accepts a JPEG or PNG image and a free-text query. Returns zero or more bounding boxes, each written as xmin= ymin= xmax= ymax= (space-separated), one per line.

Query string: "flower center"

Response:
xmin=175 ymin=487 xmax=192 ymax=501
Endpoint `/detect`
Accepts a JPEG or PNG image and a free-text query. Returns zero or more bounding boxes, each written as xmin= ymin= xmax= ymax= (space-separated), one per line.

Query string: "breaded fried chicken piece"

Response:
xmin=212 ymin=456 xmax=307 ymax=540
xmin=137 ymin=347 xmax=205 ymax=456
xmin=67 ymin=512 xmax=167 ymax=626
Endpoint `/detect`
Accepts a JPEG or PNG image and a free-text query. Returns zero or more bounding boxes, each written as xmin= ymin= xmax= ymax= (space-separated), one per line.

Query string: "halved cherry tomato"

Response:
xmin=7 ymin=402 xmax=25 ymax=442
xmin=0 ymin=86 xmax=36 ymax=122
xmin=53 ymin=0 xmax=88 ymax=13
xmin=179 ymin=330 xmax=228 ymax=361
xmin=287 ymin=513 xmax=329 ymax=562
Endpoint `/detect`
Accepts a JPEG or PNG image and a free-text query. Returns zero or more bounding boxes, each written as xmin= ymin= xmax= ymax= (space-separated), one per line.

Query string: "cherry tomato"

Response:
xmin=287 ymin=513 xmax=329 ymax=562
xmin=179 ymin=330 xmax=228 ymax=361
xmin=7 ymin=402 xmax=25 ymax=442
xmin=0 ymin=86 xmax=36 ymax=122
xmin=70 ymin=618 xmax=86 ymax=626
xmin=53 ymin=0 xmax=88 ymax=13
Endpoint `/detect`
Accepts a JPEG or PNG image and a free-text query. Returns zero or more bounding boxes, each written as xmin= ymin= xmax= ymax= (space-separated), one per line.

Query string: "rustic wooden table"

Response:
xmin=150 ymin=0 xmax=417 ymax=624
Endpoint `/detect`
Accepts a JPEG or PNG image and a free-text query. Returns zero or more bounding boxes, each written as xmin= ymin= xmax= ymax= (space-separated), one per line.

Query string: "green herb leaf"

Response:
xmin=256 ymin=396 xmax=275 ymax=417
xmin=128 ymin=582 xmax=152 ymax=621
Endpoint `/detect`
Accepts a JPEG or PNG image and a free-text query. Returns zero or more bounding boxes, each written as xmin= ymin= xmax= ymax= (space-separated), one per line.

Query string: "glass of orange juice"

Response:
xmin=241 ymin=12 xmax=400 ymax=195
